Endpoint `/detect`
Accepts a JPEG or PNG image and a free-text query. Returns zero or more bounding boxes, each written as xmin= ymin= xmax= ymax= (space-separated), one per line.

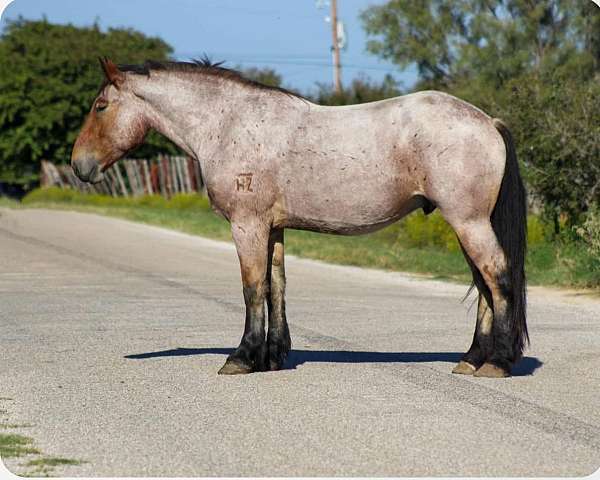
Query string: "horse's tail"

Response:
xmin=491 ymin=118 xmax=529 ymax=359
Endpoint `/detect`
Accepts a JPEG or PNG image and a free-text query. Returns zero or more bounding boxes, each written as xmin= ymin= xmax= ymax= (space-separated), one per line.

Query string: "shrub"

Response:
xmin=396 ymin=211 xmax=459 ymax=252
xmin=527 ymin=215 xmax=552 ymax=246
xmin=396 ymin=211 xmax=552 ymax=253
xmin=575 ymin=206 xmax=600 ymax=261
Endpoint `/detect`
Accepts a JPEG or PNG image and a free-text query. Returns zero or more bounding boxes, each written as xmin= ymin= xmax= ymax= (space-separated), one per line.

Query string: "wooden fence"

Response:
xmin=40 ymin=156 xmax=204 ymax=198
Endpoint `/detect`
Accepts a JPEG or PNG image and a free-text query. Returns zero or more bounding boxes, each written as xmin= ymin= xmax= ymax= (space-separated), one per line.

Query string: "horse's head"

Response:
xmin=71 ymin=58 xmax=150 ymax=183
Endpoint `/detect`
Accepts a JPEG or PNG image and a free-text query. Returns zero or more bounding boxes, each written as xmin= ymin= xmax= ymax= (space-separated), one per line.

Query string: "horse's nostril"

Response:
xmin=89 ymin=163 xmax=98 ymax=180
xmin=72 ymin=157 xmax=98 ymax=183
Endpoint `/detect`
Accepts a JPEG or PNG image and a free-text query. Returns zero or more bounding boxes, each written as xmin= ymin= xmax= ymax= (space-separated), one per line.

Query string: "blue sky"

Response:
xmin=0 ymin=0 xmax=418 ymax=93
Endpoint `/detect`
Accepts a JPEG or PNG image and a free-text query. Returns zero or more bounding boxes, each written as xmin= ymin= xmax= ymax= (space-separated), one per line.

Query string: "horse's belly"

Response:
xmin=281 ymin=173 xmax=420 ymax=235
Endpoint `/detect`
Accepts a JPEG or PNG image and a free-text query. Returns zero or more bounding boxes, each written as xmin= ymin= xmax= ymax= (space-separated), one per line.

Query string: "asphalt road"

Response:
xmin=1 ymin=208 xmax=599 ymax=477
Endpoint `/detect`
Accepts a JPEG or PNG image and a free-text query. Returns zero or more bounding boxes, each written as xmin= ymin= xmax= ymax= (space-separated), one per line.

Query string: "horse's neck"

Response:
xmin=136 ymin=75 xmax=275 ymax=172
xmin=136 ymin=77 xmax=220 ymax=156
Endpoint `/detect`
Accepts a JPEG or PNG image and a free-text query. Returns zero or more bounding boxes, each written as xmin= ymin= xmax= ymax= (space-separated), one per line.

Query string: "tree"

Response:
xmin=312 ymin=74 xmax=401 ymax=106
xmin=577 ymin=0 xmax=600 ymax=70
xmin=0 ymin=18 xmax=175 ymax=185
xmin=502 ymin=75 xmax=600 ymax=226
xmin=237 ymin=66 xmax=283 ymax=87
xmin=360 ymin=0 xmax=598 ymax=89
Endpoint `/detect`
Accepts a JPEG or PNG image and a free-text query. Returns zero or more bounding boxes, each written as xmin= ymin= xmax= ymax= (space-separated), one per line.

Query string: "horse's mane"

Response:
xmin=117 ymin=57 xmax=305 ymax=100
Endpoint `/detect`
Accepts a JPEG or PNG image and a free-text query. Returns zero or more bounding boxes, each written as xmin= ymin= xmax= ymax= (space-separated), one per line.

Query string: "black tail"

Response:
xmin=491 ymin=119 xmax=528 ymax=359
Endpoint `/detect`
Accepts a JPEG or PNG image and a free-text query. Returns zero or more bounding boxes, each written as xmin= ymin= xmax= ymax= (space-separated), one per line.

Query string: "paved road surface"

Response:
xmin=1 ymin=208 xmax=599 ymax=476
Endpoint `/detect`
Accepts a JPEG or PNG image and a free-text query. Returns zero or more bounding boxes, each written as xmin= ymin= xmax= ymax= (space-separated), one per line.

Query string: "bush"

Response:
xmin=575 ymin=206 xmax=600 ymax=261
xmin=396 ymin=210 xmax=552 ymax=253
xmin=396 ymin=211 xmax=460 ymax=252
xmin=527 ymin=215 xmax=552 ymax=246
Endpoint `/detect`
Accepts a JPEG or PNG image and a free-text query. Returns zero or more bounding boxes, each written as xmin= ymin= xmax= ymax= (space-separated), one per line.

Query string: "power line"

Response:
xmin=175 ymin=53 xmax=396 ymax=72
xmin=232 ymin=59 xmax=395 ymax=73
xmin=196 ymin=3 xmax=323 ymax=20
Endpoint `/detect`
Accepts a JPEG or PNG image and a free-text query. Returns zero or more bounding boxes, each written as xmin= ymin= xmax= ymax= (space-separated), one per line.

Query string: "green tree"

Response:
xmin=502 ymin=75 xmax=600 ymax=226
xmin=237 ymin=66 xmax=282 ymax=87
xmin=0 ymin=18 xmax=176 ymax=185
xmin=237 ymin=65 xmax=307 ymax=98
xmin=576 ymin=0 xmax=600 ymax=70
xmin=361 ymin=0 xmax=597 ymax=89
xmin=312 ymin=74 xmax=402 ymax=105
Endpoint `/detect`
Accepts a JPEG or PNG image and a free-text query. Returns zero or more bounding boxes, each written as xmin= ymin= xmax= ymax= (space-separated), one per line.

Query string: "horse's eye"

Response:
xmin=95 ymin=101 xmax=108 ymax=113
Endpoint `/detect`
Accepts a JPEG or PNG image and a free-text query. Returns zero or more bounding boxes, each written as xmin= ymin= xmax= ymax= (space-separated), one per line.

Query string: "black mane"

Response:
xmin=117 ymin=57 xmax=304 ymax=99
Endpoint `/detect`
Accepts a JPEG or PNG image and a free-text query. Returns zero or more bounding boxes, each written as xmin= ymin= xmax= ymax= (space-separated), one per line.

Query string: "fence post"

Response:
xmin=113 ymin=163 xmax=128 ymax=197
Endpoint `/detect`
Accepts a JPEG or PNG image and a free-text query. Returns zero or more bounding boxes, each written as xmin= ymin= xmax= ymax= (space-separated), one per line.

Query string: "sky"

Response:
xmin=0 ymin=0 xmax=419 ymax=94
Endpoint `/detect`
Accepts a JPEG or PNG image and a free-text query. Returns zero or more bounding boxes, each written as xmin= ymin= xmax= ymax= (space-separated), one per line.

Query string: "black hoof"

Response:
xmin=268 ymin=349 xmax=290 ymax=371
xmin=267 ymin=334 xmax=291 ymax=371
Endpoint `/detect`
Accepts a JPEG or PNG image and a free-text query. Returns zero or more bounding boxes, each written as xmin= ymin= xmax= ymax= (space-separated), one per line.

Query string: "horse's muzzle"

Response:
xmin=72 ymin=156 xmax=104 ymax=184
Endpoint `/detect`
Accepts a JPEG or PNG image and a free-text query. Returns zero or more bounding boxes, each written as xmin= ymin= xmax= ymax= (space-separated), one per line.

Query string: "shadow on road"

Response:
xmin=125 ymin=348 xmax=543 ymax=376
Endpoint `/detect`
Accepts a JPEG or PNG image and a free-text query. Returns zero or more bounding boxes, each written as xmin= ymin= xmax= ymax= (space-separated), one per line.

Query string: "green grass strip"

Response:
xmin=25 ymin=457 xmax=83 ymax=467
xmin=13 ymin=187 xmax=600 ymax=288
xmin=0 ymin=433 xmax=40 ymax=458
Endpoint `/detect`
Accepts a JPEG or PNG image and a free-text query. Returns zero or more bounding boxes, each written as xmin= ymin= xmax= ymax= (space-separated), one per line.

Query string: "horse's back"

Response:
xmin=277 ymin=90 xmax=505 ymax=234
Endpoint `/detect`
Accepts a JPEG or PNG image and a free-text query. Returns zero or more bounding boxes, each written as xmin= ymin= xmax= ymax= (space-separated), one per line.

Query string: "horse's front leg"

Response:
xmin=218 ymin=220 xmax=270 ymax=375
xmin=267 ymin=228 xmax=291 ymax=370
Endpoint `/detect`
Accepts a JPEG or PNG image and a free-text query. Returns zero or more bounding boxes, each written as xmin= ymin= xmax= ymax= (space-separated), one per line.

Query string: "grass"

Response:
xmin=0 ymin=396 xmax=83 ymax=475
xmin=21 ymin=457 xmax=84 ymax=478
xmin=0 ymin=429 xmax=83 ymax=476
xmin=0 ymin=197 xmax=18 ymax=208
xmin=25 ymin=457 xmax=83 ymax=467
xmin=0 ymin=424 xmax=33 ymax=430
xmin=0 ymin=433 xmax=40 ymax=458
xmin=11 ymin=187 xmax=600 ymax=288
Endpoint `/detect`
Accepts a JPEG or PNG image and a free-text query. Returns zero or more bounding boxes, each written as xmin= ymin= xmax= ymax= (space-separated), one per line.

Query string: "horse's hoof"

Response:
xmin=452 ymin=361 xmax=476 ymax=375
xmin=218 ymin=359 xmax=253 ymax=375
xmin=269 ymin=355 xmax=287 ymax=371
xmin=268 ymin=346 xmax=290 ymax=371
xmin=473 ymin=363 xmax=509 ymax=378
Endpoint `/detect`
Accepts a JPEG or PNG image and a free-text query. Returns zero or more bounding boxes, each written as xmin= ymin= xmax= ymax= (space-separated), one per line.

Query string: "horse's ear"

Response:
xmin=99 ymin=57 xmax=125 ymax=89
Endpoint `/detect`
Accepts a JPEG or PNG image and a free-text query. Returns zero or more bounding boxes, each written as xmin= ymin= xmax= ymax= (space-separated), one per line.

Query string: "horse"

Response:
xmin=71 ymin=57 xmax=528 ymax=378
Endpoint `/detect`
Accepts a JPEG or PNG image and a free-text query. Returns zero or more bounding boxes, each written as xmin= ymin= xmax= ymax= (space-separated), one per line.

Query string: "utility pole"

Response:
xmin=330 ymin=0 xmax=342 ymax=94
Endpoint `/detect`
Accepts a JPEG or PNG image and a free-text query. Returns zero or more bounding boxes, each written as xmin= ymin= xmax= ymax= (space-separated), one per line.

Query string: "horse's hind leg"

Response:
xmin=453 ymin=293 xmax=493 ymax=375
xmin=266 ymin=228 xmax=291 ymax=370
xmin=449 ymin=219 xmax=516 ymax=377
xmin=218 ymin=220 xmax=270 ymax=375
xmin=452 ymin=248 xmax=495 ymax=375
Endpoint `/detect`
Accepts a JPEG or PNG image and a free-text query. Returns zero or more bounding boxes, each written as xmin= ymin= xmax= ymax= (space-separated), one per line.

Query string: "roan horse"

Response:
xmin=72 ymin=58 xmax=528 ymax=378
